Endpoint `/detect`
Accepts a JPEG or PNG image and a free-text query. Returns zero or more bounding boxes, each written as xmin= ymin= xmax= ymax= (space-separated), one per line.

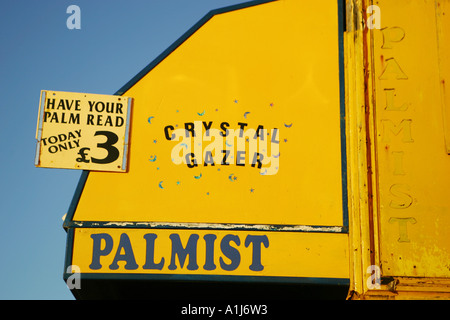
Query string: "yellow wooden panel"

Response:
xmin=436 ymin=0 xmax=450 ymax=153
xmin=373 ymin=0 xmax=450 ymax=278
xmin=71 ymin=228 xmax=349 ymax=279
xmin=71 ymin=0 xmax=346 ymax=227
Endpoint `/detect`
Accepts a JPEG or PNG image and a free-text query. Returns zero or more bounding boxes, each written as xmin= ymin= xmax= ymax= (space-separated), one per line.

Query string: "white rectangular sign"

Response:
xmin=35 ymin=90 xmax=132 ymax=172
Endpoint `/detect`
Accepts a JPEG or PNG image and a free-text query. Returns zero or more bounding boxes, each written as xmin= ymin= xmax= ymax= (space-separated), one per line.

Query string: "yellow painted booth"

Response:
xmin=346 ymin=0 xmax=450 ymax=299
xmin=62 ymin=0 xmax=450 ymax=299
xmin=63 ymin=0 xmax=349 ymax=299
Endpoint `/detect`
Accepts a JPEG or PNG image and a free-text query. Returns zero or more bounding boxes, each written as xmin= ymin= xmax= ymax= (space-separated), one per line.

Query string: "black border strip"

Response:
xmin=338 ymin=0 xmax=349 ymax=228
xmin=63 ymin=271 xmax=349 ymax=286
xmin=64 ymin=220 xmax=348 ymax=233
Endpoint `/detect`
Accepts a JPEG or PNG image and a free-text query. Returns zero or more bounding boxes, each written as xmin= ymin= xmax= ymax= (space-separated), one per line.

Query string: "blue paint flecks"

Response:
xmin=194 ymin=173 xmax=202 ymax=179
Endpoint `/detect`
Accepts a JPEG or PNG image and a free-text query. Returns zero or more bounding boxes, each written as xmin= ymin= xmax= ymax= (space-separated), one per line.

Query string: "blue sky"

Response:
xmin=0 ymin=0 xmax=247 ymax=300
